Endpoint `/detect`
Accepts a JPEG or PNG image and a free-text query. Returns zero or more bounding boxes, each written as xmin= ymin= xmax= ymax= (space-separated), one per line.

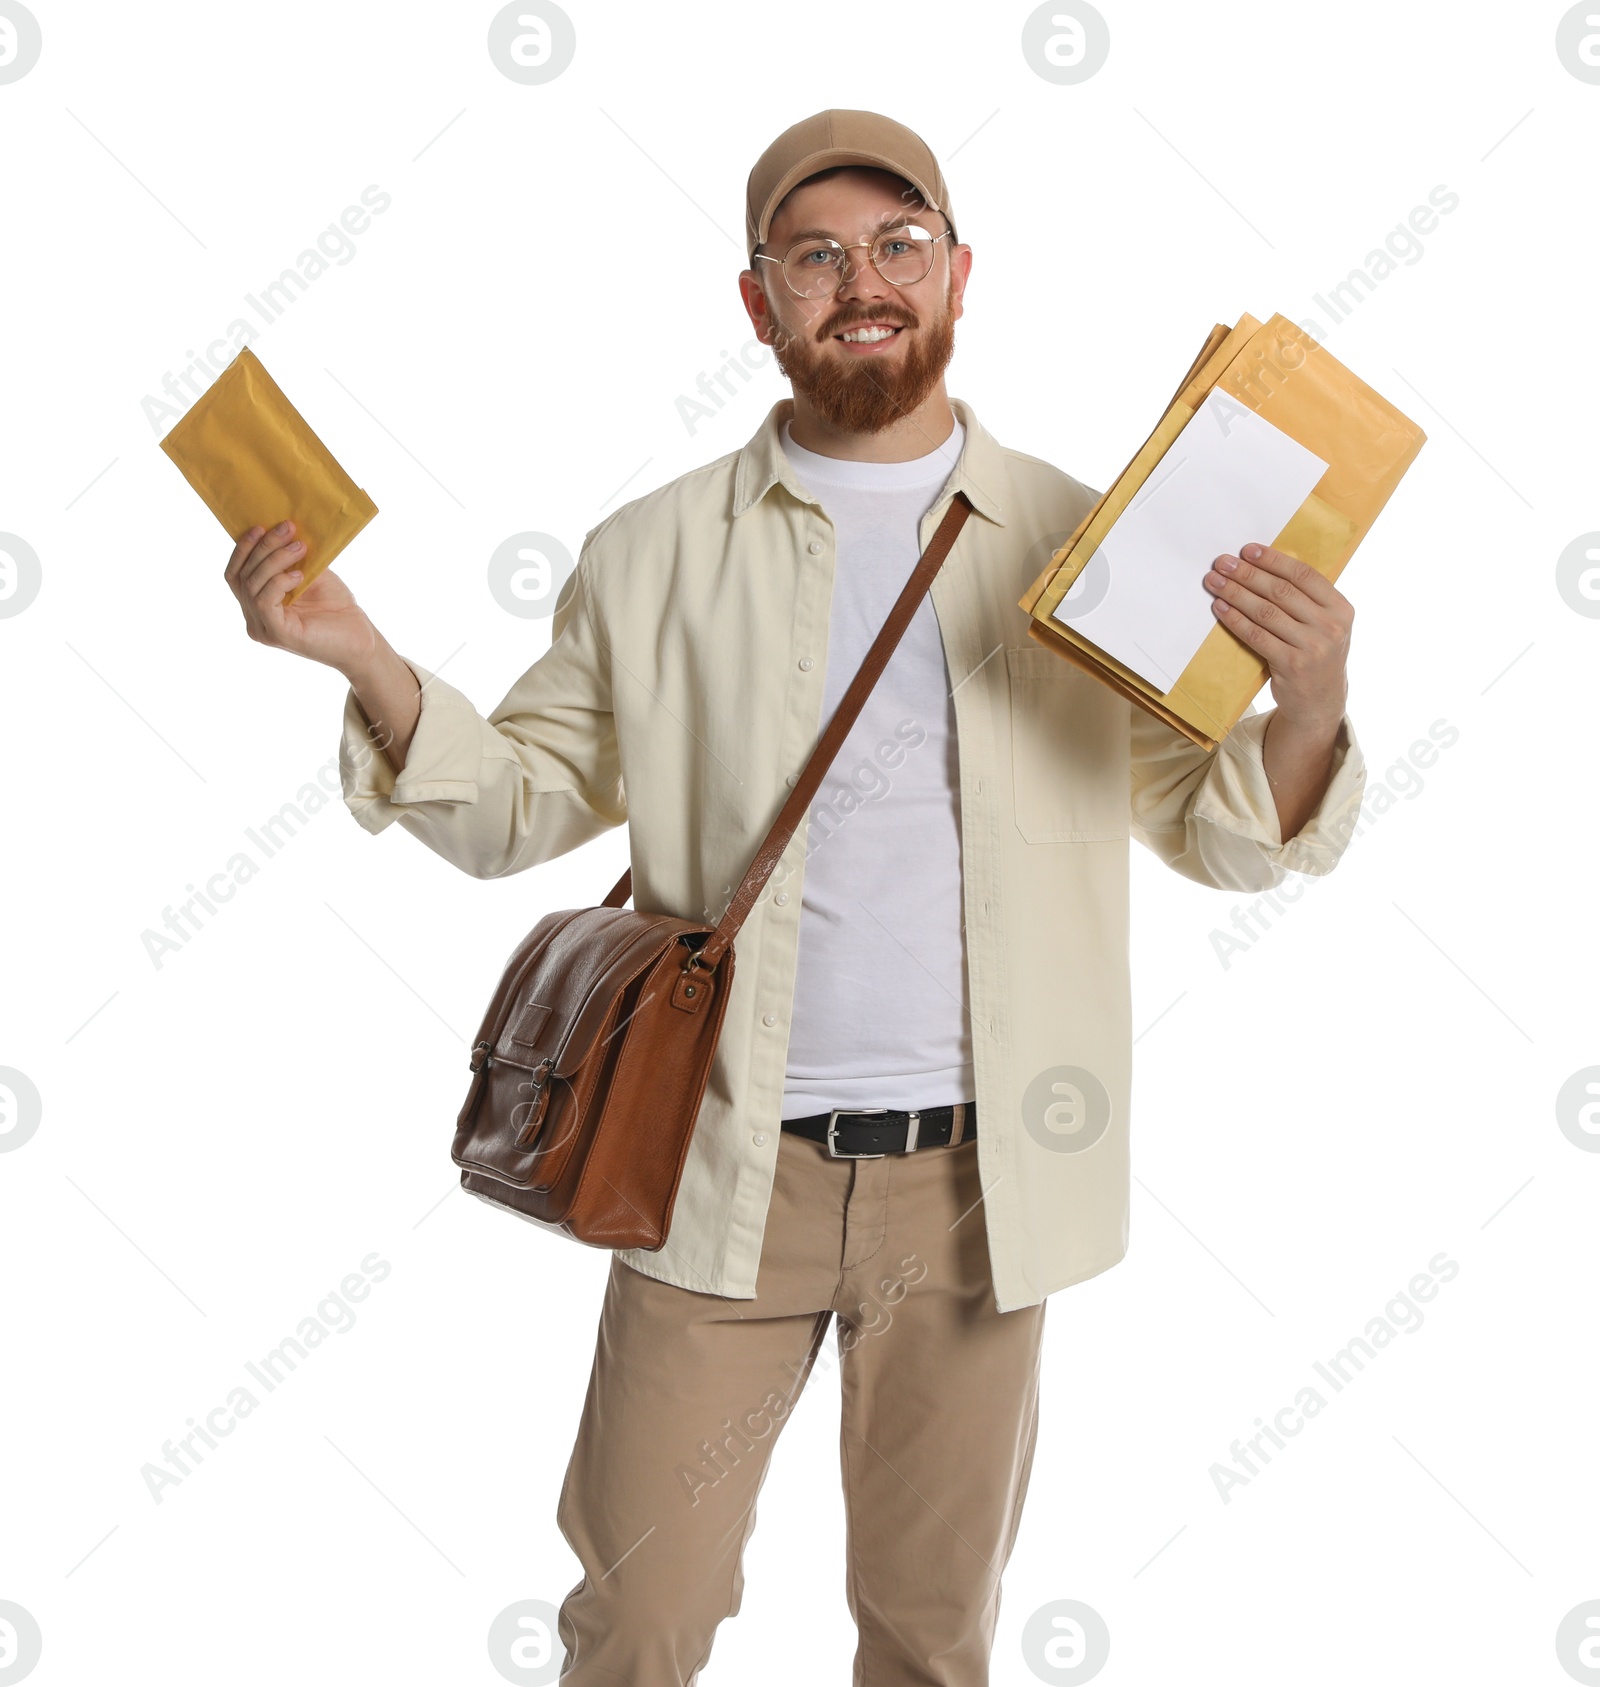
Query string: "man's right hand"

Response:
xmin=228 ymin=519 xmax=422 ymax=777
xmin=225 ymin=520 xmax=380 ymax=677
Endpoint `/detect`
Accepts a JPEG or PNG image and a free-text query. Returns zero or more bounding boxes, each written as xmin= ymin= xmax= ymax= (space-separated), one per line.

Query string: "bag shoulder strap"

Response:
xmin=601 ymin=490 xmax=974 ymax=964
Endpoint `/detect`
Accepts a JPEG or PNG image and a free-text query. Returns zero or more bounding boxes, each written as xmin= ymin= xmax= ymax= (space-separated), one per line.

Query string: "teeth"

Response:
xmin=839 ymin=326 xmax=897 ymax=343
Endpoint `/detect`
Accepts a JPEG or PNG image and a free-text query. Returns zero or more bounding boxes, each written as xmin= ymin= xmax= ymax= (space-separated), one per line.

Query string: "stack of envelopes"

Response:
xmin=1018 ymin=313 xmax=1426 ymax=750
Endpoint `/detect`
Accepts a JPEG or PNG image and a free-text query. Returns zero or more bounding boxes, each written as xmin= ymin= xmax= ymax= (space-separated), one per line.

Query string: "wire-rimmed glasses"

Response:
xmin=754 ymin=224 xmax=952 ymax=299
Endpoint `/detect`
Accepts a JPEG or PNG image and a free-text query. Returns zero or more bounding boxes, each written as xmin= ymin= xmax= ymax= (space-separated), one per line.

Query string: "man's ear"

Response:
xmin=947 ymin=243 xmax=973 ymax=323
xmin=738 ymin=267 xmax=776 ymax=345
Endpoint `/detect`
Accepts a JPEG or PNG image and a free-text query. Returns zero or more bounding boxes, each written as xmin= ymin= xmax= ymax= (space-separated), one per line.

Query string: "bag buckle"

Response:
xmin=512 ymin=1057 xmax=557 ymax=1148
xmin=826 ymin=1107 xmax=895 ymax=1158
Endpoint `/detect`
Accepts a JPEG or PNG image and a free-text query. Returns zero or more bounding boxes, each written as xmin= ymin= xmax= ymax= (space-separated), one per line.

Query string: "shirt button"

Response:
xmin=807 ymin=540 xmax=824 ymax=554
xmin=752 ymin=1132 xmax=768 ymax=1146
xmin=762 ymin=1012 xmax=777 ymax=1027
xmin=774 ymin=891 xmax=789 ymax=906
xmin=786 ymin=773 xmax=798 ymax=787
xmin=798 ymin=656 xmax=814 ymax=671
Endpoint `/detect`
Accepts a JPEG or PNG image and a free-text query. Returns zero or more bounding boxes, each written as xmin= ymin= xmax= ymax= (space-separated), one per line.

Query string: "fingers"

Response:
xmin=228 ymin=520 xmax=295 ymax=578
xmin=1204 ymin=543 xmax=1356 ymax=691
xmin=250 ymin=541 xmax=304 ymax=604
xmin=226 ymin=522 xmax=307 ymax=641
xmin=257 ymin=555 xmax=304 ymax=614
xmin=1205 ymin=546 xmax=1350 ymax=640
xmin=229 ymin=522 xmax=305 ymax=603
xmin=1204 ymin=565 xmax=1314 ymax=650
xmin=228 ymin=521 xmax=287 ymax=578
xmin=1226 ymin=544 xmax=1343 ymax=612
xmin=226 ymin=526 xmax=265 ymax=574
xmin=1207 ymin=587 xmax=1296 ymax=667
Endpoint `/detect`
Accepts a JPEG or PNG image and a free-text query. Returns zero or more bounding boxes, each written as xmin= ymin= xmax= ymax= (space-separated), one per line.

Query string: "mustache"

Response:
xmin=816 ymin=304 xmax=918 ymax=340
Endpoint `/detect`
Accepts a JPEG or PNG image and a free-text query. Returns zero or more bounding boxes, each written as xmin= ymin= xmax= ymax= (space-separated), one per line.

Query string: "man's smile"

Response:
xmin=831 ymin=321 xmax=906 ymax=353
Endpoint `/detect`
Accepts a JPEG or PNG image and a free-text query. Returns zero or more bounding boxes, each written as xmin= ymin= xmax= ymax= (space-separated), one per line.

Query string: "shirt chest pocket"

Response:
xmin=1005 ymin=646 xmax=1130 ymax=843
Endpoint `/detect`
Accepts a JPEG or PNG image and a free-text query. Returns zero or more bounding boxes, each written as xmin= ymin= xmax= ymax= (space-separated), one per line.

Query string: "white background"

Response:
xmin=2 ymin=1 xmax=1596 ymax=1683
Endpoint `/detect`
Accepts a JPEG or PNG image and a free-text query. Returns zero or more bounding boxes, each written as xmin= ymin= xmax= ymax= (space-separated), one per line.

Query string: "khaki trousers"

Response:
xmin=555 ymin=1121 xmax=1048 ymax=1685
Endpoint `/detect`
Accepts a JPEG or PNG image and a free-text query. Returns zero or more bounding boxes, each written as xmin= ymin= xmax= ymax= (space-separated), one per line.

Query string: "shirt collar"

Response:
xmin=731 ymin=395 xmax=1008 ymax=528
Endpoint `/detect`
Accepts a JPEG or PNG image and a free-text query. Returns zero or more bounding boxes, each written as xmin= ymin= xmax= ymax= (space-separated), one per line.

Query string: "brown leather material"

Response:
xmin=453 ymin=907 xmax=732 ymax=1246
xmin=453 ymin=490 xmax=974 ymax=1252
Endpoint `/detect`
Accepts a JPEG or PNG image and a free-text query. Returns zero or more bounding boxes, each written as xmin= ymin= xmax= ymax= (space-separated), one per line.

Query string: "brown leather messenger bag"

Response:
xmin=452 ymin=490 xmax=974 ymax=1249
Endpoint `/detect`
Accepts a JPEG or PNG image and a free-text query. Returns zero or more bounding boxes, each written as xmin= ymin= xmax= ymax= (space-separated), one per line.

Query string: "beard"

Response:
xmin=767 ymin=280 xmax=956 ymax=434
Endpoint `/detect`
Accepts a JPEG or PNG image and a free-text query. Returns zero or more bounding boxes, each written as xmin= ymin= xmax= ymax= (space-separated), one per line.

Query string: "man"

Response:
xmin=227 ymin=109 xmax=1365 ymax=1686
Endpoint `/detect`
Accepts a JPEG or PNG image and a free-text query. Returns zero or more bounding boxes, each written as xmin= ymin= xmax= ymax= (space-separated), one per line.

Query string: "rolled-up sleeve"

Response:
xmin=1130 ymin=703 xmax=1366 ymax=891
xmin=338 ymin=550 xmax=625 ymax=878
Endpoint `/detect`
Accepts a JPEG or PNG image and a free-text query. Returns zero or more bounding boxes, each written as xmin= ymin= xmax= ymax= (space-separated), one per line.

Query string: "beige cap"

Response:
xmin=745 ymin=108 xmax=956 ymax=264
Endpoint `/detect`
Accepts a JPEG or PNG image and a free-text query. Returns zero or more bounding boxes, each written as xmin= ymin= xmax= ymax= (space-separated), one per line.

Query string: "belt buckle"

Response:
xmin=826 ymin=1107 xmax=893 ymax=1158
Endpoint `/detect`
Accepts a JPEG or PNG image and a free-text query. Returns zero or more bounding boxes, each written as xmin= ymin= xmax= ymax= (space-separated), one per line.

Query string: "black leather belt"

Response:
xmin=781 ymin=1102 xmax=976 ymax=1158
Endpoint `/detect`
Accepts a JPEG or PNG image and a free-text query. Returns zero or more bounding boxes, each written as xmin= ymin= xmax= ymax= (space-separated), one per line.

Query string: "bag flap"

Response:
xmin=494 ymin=908 xmax=697 ymax=1078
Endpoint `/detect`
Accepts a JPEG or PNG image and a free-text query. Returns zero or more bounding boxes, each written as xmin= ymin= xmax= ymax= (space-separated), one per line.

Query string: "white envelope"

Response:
xmin=1051 ymin=388 xmax=1329 ymax=692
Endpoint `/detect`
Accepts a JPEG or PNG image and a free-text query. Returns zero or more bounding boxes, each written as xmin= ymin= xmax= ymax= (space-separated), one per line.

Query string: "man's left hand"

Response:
xmin=1203 ymin=542 xmax=1352 ymax=727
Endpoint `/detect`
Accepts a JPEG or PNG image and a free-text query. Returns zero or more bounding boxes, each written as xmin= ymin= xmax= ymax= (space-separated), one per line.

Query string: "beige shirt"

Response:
xmin=339 ymin=396 xmax=1367 ymax=1314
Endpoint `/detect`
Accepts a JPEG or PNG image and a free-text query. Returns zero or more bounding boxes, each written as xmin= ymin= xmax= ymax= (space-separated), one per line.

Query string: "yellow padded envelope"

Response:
xmin=159 ymin=345 xmax=377 ymax=610
xmin=1019 ymin=313 xmax=1425 ymax=750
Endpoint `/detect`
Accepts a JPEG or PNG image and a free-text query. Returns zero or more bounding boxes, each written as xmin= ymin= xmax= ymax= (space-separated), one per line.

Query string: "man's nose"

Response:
xmin=834 ymin=247 xmax=892 ymax=304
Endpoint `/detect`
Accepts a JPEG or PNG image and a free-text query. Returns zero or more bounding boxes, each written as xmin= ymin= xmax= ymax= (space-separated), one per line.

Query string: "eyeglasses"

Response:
xmin=754 ymin=224 xmax=952 ymax=299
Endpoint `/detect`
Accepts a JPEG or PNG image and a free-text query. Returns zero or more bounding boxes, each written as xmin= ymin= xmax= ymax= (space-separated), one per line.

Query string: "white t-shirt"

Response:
xmin=777 ymin=418 xmax=975 ymax=1119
